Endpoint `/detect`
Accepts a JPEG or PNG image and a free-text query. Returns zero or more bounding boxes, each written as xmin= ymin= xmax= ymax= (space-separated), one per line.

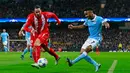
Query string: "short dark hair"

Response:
xmin=34 ymin=5 xmax=41 ymax=9
xmin=84 ymin=8 xmax=93 ymax=11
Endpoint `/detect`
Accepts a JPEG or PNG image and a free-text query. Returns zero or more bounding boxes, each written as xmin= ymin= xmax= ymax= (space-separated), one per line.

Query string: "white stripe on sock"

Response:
xmin=107 ymin=60 xmax=118 ymax=73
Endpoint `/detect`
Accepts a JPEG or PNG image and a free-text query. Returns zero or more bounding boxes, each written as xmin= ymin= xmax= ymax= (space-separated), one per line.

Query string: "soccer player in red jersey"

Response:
xmin=24 ymin=5 xmax=61 ymax=68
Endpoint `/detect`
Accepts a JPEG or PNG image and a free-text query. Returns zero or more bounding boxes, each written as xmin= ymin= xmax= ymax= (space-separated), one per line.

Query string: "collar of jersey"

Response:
xmin=91 ymin=15 xmax=97 ymax=21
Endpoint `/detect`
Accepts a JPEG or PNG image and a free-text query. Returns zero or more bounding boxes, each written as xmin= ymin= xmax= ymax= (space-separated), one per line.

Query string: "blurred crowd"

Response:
xmin=0 ymin=0 xmax=130 ymax=52
xmin=0 ymin=0 xmax=130 ymax=18
xmin=50 ymin=29 xmax=130 ymax=52
xmin=0 ymin=28 xmax=130 ymax=52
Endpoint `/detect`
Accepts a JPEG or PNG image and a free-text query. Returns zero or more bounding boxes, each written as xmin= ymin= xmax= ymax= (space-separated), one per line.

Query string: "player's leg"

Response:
xmin=31 ymin=37 xmax=41 ymax=69
xmin=38 ymin=32 xmax=60 ymax=65
xmin=82 ymin=39 xmax=101 ymax=72
xmin=27 ymin=39 xmax=33 ymax=59
xmin=67 ymin=38 xmax=101 ymax=72
xmin=66 ymin=39 xmax=91 ymax=66
xmin=41 ymin=44 xmax=60 ymax=65
xmin=21 ymin=48 xmax=28 ymax=60
xmin=3 ymin=41 xmax=8 ymax=52
xmin=31 ymin=46 xmax=41 ymax=69
xmin=84 ymin=54 xmax=101 ymax=72
xmin=3 ymin=45 xmax=8 ymax=52
xmin=21 ymin=39 xmax=30 ymax=60
xmin=31 ymin=36 xmax=41 ymax=63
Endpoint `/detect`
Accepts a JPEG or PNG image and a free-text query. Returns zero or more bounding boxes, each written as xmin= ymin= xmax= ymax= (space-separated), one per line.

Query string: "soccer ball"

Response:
xmin=37 ymin=58 xmax=48 ymax=67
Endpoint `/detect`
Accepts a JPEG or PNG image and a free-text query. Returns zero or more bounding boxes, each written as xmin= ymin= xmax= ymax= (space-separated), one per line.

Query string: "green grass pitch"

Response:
xmin=0 ymin=52 xmax=130 ymax=73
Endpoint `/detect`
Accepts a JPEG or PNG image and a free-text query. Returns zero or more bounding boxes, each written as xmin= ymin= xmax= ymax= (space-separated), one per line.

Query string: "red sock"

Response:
xmin=32 ymin=46 xmax=41 ymax=63
xmin=32 ymin=51 xmax=37 ymax=63
xmin=49 ymin=48 xmax=59 ymax=59
xmin=96 ymin=46 xmax=100 ymax=55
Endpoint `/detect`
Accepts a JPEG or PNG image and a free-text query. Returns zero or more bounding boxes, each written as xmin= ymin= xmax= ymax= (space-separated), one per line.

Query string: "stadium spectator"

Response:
xmin=0 ymin=0 xmax=129 ymax=18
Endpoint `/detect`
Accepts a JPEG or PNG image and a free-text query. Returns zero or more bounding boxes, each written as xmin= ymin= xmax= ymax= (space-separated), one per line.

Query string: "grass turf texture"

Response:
xmin=0 ymin=52 xmax=130 ymax=73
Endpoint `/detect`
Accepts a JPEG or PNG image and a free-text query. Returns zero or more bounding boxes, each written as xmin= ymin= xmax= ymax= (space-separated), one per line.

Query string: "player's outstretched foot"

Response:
xmin=66 ymin=58 xmax=73 ymax=67
xmin=55 ymin=57 xmax=60 ymax=65
xmin=95 ymin=64 xmax=101 ymax=72
xmin=31 ymin=63 xmax=40 ymax=69
xmin=20 ymin=55 xmax=24 ymax=60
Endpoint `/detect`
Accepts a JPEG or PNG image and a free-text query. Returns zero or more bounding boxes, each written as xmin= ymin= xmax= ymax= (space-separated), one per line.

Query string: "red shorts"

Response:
xmin=31 ymin=31 xmax=49 ymax=47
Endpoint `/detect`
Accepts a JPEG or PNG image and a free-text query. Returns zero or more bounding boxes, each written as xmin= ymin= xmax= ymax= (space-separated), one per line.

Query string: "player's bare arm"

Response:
xmin=18 ymin=28 xmax=24 ymax=37
xmin=103 ymin=22 xmax=110 ymax=28
xmin=68 ymin=24 xmax=86 ymax=29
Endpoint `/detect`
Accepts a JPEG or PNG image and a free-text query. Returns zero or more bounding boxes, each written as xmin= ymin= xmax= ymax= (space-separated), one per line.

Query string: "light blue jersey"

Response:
xmin=25 ymin=32 xmax=30 ymax=40
xmin=22 ymin=24 xmax=31 ymax=44
xmin=83 ymin=15 xmax=104 ymax=41
xmin=0 ymin=32 xmax=9 ymax=43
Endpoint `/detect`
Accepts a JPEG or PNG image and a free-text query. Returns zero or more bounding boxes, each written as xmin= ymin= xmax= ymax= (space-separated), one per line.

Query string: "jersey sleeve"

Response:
xmin=101 ymin=17 xmax=107 ymax=23
xmin=24 ymin=14 xmax=33 ymax=32
xmin=83 ymin=19 xmax=88 ymax=26
xmin=101 ymin=17 xmax=107 ymax=26
xmin=45 ymin=12 xmax=61 ymax=24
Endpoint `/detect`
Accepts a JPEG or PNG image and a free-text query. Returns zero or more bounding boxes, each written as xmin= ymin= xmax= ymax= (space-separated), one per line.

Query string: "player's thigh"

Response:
xmin=38 ymin=32 xmax=49 ymax=46
xmin=81 ymin=38 xmax=99 ymax=51
xmin=30 ymin=34 xmax=38 ymax=47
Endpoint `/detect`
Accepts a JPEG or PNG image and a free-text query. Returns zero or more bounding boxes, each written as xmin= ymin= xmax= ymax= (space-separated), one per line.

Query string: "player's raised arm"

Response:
xmin=102 ymin=18 xmax=110 ymax=29
xmin=102 ymin=22 xmax=110 ymax=28
xmin=68 ymin=23 xmax=86 ymax=29
xmin=18 ymin=24 xmax=25 ymax=37
xmin=24 ymin=15 xmax=33 ymax=32
xmin=45 ymin=12 xmax=61 ymax=25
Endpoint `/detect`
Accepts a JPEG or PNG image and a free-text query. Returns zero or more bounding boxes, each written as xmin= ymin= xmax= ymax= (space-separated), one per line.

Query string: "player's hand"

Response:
xmin=18 ymin=30 xmax=23 ymax=37
xmin=68 ymin=24 xmax=73 ymax=29
xmin=105 ymin=23 xmax=110 ymax=29
xmin=105 ymin=25 xmax=110 ymax=29
xmin=103 ymin=22 xmax=110 ymax=29
xmin=56 ymin=23 xmax=60 ymax=25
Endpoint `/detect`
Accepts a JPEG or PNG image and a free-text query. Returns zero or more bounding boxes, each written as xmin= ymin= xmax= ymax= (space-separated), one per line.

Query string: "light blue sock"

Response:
xmin=22 ymin=48 xmax=28 ymax=56
xmin=84 ymin=55 xmax=98 ymax=67
xmin=72 ymin=52 xmax=87 ymax=64
xmin=4 ymin=46 xmax=8 ymax=52
xmin=30 ymin=48 xmax=32 ymax=57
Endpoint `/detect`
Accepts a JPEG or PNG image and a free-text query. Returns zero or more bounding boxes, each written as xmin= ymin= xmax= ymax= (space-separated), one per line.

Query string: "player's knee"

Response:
xmin=80 ymin=49 xmax=86 ymax=54
xmin=86 ymin=45 xmax=92 ymax=53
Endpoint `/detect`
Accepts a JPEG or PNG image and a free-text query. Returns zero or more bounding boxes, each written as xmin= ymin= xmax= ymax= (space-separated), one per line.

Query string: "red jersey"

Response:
xmin=24 ymin=12 xmax=61 ymax=34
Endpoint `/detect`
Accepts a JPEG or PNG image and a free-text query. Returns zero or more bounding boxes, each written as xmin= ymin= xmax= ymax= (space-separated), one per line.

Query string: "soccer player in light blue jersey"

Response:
xmin=0 ymin=29 xmax=9 ymax=52
xmin=18 ymin=24 xmax=32 ymax=60
xmin=67 ymin=8 xmax=110 ymax=72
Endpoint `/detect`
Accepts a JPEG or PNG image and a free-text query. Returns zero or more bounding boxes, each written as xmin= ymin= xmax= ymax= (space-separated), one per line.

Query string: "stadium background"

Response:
xmin=0 ymin=0 xmax=130 ymax=52
xmin=0 ymin=0 xmax=130 ymax=73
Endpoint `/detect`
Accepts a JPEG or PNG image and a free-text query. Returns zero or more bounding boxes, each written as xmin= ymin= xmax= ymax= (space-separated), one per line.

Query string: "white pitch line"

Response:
xmin=107 ymin=60 xmax=118 ymax=73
